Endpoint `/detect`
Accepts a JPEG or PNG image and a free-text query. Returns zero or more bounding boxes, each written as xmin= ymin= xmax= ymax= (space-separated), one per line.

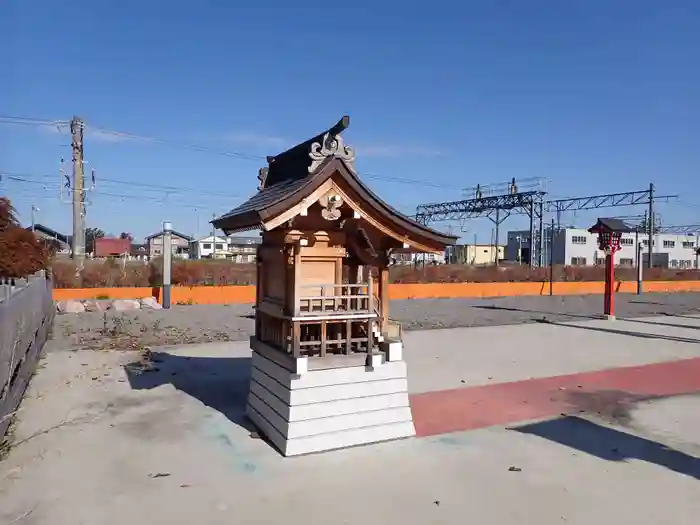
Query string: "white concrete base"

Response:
xmin=246 ymin=347 xmax=415 ymax=457
xmin=604 ymin=314 xmax=616 ymax=321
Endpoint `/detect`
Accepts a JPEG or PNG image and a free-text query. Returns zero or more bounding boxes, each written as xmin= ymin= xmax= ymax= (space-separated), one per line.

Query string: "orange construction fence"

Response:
xmin=52 ymin=280 xmax=700 ymax=304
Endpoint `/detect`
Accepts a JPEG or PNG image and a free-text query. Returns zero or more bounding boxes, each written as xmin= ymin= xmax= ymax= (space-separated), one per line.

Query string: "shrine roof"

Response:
xmin=212 ymin=116 xmax=457 ymax=249
xmin=588 ymin=217 xmax=636 ymax=233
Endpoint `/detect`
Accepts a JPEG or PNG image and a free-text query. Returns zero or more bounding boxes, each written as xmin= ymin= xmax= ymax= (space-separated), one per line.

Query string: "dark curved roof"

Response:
xmin=213 ymin=157 xmax=457 ymax=248
xmin=212 ymin=116 xmax=457 ymax=248
xmin=261 ymin=116 xmax=349 ymax=189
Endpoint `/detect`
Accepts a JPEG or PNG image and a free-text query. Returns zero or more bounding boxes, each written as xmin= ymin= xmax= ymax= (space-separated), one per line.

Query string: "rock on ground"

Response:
xmin=109 ymin=299 xmax=141 ymax=312
xmin=43 ymin=292 xmax=700 ymax=352
xmin=56 ymin=300 xmax=85 ymax=314
xmin=140 ymin=296 xmax=162 ymax=310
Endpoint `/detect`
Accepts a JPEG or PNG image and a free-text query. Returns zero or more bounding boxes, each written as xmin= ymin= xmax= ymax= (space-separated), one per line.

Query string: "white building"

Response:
xmin=190 ymin=235 xmax=229 ymax=259
xmin=392 ymin=249 xmax=446 ymax=265
xmin=506 ymin=227 xmax=699 ymax=268
xmin=190 ymin=235 xmax=261 ymax=262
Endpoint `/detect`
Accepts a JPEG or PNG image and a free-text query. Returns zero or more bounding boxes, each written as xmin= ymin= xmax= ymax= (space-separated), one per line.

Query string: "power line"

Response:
xmin=86 ymin=124 xmax=266 ymax=161
xmin=0 ymin=115 xmax=69 ymax=128
xmin=86 ymin=123 xmax=459 ymax=187
xmin=3 ymin=113 xmax=462 ymax=189
xmin=1 ymin=170 xmax=246 ymax=200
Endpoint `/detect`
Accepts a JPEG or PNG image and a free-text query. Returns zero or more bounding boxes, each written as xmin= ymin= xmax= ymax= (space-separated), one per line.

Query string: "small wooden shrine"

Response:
xmin=212 ymin=116 xmax=456 ymax=456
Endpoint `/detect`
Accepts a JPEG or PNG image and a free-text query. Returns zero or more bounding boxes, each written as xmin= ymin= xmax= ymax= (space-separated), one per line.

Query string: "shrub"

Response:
xmin=49 ymin=258 xmax=700 ymax=288
xmin=0 ymin=197 xmax=49 ymax=279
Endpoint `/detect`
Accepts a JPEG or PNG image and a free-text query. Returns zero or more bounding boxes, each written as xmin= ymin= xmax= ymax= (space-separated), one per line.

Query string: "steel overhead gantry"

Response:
xmin=545 ymin=189 xmax=675 ymax=228
xmin=415 ymin=182 xmax=677 ymax=269
xmin=415 ymin=186 xmax=546 ymax=268
xmin=654 ymin=224 xmax=700 ymax=235
xmin=545 ymin=184 xmax=677 ymax=270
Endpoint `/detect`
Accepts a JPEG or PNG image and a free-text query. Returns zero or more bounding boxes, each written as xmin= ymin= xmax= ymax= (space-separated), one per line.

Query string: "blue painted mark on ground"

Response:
xmin=201 ymin=415 xmax=260 ymax=474
xmin=435 ymin=435 xmax=471 ymax=446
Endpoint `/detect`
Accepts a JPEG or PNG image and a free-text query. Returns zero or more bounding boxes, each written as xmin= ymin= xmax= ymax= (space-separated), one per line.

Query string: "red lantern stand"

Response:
xmin=596 ymin=231 xmax=623 ymax=320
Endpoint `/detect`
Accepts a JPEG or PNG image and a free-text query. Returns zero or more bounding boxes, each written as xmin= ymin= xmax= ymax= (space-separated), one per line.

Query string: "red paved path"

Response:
xmin=409 ymin=356 xmax=700 ymax=437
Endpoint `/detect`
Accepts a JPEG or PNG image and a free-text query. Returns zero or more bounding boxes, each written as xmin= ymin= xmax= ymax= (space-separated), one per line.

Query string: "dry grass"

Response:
xmin=52 ymin=258 xmax=257 ymax=288
xmin=390 ymin=263 xmax=700 ymax=283
xmin=50 ymin=259 xmax=700 ymax=288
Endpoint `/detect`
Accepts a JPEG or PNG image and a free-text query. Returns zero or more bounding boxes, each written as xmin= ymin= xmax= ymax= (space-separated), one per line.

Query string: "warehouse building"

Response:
xmin=506 ymin=227 xmax=699 ymax=268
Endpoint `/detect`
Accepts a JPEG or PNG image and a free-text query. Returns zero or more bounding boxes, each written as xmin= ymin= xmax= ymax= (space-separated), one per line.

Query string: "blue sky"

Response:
xmin=2 ymin=1 xmax=699 ymax=243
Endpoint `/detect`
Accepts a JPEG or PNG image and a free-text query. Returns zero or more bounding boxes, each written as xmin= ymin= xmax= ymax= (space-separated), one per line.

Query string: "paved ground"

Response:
xmin=47 ymin=291 xmax=700 ymax=351
xmin=2 ymin=313 xmax=700 ymax=524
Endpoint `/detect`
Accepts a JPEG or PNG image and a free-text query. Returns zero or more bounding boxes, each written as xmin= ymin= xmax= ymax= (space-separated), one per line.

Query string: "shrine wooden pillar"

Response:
xmin=379 ymin=266 xmax=390 ymax=334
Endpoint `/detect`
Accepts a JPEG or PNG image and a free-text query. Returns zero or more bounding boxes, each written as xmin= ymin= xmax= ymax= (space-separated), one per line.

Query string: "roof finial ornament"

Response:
xmin=308 ymin=116 xmax=356 ymax=173
xmin=257 ymin=167 xmax=268 ymax=191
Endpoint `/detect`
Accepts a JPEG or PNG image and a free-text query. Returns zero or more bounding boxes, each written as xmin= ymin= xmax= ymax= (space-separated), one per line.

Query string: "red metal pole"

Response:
xmin=604 ymin=251 xmax=615 ymax=318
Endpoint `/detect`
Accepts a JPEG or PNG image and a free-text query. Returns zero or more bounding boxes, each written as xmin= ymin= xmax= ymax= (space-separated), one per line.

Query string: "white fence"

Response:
xmin=0 ymin=271 xmax=55 ymax=438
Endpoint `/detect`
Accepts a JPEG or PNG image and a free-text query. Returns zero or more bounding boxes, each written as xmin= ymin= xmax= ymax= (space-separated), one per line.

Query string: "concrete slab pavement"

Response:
xmin=2 ymin=315 xmax=700 ymax=524
xmin=403 ymin=314 xmax=700 ymax=393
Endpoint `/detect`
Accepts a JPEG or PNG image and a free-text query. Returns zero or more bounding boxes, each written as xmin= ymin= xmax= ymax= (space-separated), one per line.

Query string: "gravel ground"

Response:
xmin=46 ymin=292 xmax=700 ymax=352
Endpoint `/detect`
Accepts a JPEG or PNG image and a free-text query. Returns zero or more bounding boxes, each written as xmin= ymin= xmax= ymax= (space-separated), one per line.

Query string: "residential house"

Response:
xmin=445 ymin=244 xmax=505 ymax=265
xmin=28 ymin=224 xmax=71 ymax=256
xmin=190 ymin=235 xmax=229 ymax=259
xmin=130 ymin=243 xmax=149 ymax=261
xmin=145 ymin=230 xmax=192 ymax=259
xmin=391 ymin=248 xmax=445 ymax=265
xmin=228 ymin=235 xmax=260 ymax=263
xmin=189 ymin=234 xmax=261 ymax=262
xmin=94 ymin=237 xmax=131 ymax=258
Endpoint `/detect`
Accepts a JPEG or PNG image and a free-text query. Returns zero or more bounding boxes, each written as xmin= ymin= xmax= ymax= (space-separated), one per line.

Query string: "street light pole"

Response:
xmin=31 ymin=205 xmax=39 ymax=231
xmin=162 ymin=221 xmax=173 ymax=309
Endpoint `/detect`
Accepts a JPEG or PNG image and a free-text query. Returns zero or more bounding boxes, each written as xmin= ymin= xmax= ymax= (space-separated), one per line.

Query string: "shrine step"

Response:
xmin=246 ymin=349 xmax=415 ymax=457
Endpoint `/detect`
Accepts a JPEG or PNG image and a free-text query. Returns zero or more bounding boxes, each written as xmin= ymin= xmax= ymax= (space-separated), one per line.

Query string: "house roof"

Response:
xmin=228 ymin=236 xmax=261 ymax=245
xmin=130 ymin=243 xmax=148 ymax=256
xmin=193 ymin=235 xmax=229 ymax=243
xmin=212 ymin=116 xmax=457 ymax=251
xmin=145 ymin=230 xmax=193 ymax=241
xmin=94 ymin=237 xmax=131 ymax=257
xmin=28 ymin=223 xmax=69 ymax=244
xmin=588 ymin=218 xmax=636 ymax=234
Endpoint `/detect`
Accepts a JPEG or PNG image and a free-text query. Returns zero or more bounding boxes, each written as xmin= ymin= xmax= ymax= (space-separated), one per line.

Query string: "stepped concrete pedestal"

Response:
xmin=246 ymin=338 xmax=415 ymax=456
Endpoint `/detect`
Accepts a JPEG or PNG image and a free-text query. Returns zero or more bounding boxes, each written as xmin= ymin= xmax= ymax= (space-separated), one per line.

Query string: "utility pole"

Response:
xmin=647 ymin=182 xmax=654 ymax=269
xmin=70 ymin=116 xmax=85 ymax=268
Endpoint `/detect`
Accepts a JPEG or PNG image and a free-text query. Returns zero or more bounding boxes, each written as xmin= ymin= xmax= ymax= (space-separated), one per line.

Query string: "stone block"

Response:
xmin=109 ymin=299 xmax=141 ymax=311
xmin=56 ymin=300 xmax=85 ymax=314
xmin=83 ymin=300 xmax=104 ymax=313
xmin=140 ymin=296 xmax=162 ymax=309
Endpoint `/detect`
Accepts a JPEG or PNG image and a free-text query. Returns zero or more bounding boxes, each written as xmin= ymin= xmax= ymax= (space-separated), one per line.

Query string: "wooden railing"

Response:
xmin=297 ymin=282 xmax=375 ymax=316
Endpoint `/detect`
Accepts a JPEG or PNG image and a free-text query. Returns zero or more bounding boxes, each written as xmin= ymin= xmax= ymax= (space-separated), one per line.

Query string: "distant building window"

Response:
xmin=619 ymin=258 xmax=633 ymax=267
xmin=571 ymin=257 xmax=587 ymax=266
xmin=202 ymin=243 xmax=212 ymax=249
xmin=595 ymin=258 xmax=605 ymax=266
xmin=620 ymin=238 xmax=634 ymax=246
xmin=682 ymin=241 xmax=695 ymax=249
xmin=215 ymin=243 xmax=224 ymax=250
xmin=571 ymin=236 xmax=587 ymax=245
xmin=663 ymin=240 xmax=675 ymax=248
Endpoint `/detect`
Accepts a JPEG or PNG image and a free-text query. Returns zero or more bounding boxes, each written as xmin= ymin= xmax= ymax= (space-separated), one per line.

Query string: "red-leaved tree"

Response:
xmin=0 ymin=197 xmax=49 ymax=278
